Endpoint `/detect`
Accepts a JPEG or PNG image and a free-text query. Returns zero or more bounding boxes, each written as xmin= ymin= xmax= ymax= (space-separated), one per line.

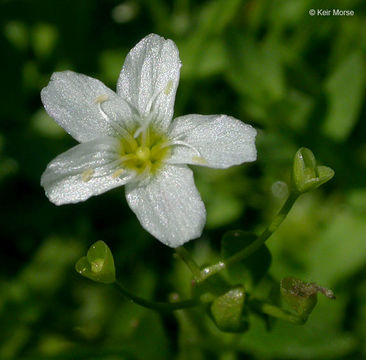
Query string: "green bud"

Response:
xmin=75 ymin=241 xmax=115 ymax=284
xmin=209 ymin=286 xmax=248 ymax=333
xmin=292 ymin=147 xmax=334 ymax=193
xmin=280 ymin=277 xmax=335 ymax=319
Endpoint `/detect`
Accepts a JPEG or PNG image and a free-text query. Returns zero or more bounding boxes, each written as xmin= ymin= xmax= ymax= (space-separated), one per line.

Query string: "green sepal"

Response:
xmin=280 ymin=277 xmax=318 ymax=318
xmin=292 ymin=147 xmax=334 ymax=193
xmin=209 ymin=286 xmax=248 ymax=333
xmin=221 ymin=230 xmax=271 ymax=288
xmin=75 ymin=240 xmax=116 ymax=284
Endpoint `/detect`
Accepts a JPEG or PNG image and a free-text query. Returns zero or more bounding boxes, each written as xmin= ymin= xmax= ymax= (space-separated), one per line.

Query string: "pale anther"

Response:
xmin=94 ymin=94 xmax=109 ymax=104
xmin=164 ymin=80 xmax=173 ymax=95
xmin=192 ymin=156 xmax=207 ymax=165
xmin=82 ymin=168 xmax=94 ymax=182
xmin=112 ymin=168 xmax=125 ymax=179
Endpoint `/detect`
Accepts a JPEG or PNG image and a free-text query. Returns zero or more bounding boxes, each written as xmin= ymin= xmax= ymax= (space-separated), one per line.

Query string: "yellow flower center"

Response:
xmin=136 ymin=146 xmax=151 ymax=162
xmin=117 ymin=125 xmax=171 ymax=176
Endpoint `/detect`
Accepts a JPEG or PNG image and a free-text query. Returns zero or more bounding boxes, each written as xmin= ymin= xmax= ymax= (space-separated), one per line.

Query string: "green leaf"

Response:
xmin=0 ymin=237 xmax=83 ymax=359
xmin=322 ymin=52 xmax=365 ymax=141
xmin=225 ymin=33 xmax=285 ymax=105
xmin=180 ymin=38 xmax=226 ymax=80
xmin=221 ymin=231 xmax=271 ymax=289
xmin=179 ymin=0 xmax=241 ymax=80
xmin=75 ymin=241 xmax=115 ymax=284
xmin=123 ymin=312 xmax=171 ymax=360
xmin=307 ymin=210 xmax=366 ymax=285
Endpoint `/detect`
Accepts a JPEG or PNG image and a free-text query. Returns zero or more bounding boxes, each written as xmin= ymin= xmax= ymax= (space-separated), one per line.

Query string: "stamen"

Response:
xmin=112 ymin=168 xmax=125 ymax=179
xmin=168 ymin=140 xmax=208 ymax=165
xmin=95 ymin=95 xmax=138 ymax=150
xmin=144 ymin=90 xmax=160 ymax=115
xmin=135 ymin=161 xmax=152 ymax=182
xmin=169 ymin=140 xmax=202 ymax=157
xmin=95 ymin=95 xmax=111 ymax=123
xmin=115 ymin=123 xmax=170 ymax=177
xmin=81 ymin=168 xmax=94 ymax=182
xmin=120 ymin=130 xmax=138 ymax=152
xmin=134 ymin=122 xmax=150 ymax=140
xmin=120 ymin=154 xmax=137 ymax=162
xmin=137 ymin=81 xmax=173 ymax=134
xmin=143 ymin=80 xmax=173 ymax=121
xmin=145 ymin=79 xmax=174 ymax=127
xmin=141 ymin=126 xmax=150 ymax=147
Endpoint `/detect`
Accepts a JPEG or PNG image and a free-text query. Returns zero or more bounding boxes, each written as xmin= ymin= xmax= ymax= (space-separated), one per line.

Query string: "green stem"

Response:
xmin=248 ymin=299 xmax=306 ymax=325
xmin=175 ymin=246 xmax=201 ymax=279
xmin=115 ymin=281 xmax=200 ymax=312
xmin=198 ymin=192 xmax=299 ymax=282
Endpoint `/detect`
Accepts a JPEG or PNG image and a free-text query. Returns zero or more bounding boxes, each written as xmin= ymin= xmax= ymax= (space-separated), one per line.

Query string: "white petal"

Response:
xmin=125 ymin=165 xmax=206 ymax=247
xmin=41 ymin=71 xmax=134 ymax=143
xmin=41 ymin=137 xmax=134 ymax=205
xmin=117 ymin=34 xmax=181 ymax=131
xmin=168 ymin=114 xmax=257 ymax=168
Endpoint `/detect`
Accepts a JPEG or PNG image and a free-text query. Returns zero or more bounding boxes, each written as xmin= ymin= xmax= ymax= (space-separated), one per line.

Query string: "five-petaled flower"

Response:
xmin=40 ymin=34 xmax=257 ymax=247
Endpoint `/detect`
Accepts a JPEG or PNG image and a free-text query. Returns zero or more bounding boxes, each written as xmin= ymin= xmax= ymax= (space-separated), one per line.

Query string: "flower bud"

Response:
xmin=75 ymin=241 xmax=115 ymax=284
xmin=292 ymin=147 xmax=334 ymax=194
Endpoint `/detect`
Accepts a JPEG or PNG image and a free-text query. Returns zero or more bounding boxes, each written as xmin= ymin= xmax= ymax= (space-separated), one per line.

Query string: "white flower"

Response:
xmin=40 ymin=34 xmax=257 ymax=248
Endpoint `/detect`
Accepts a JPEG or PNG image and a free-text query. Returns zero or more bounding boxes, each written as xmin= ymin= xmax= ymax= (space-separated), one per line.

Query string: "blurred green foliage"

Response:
xmin=1 ymin=0 xmax=366 ymax=359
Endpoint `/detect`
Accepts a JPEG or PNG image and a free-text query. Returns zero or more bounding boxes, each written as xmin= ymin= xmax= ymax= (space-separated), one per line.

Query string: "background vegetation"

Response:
xmin=1 ymin=0 xmax=366 ymax=359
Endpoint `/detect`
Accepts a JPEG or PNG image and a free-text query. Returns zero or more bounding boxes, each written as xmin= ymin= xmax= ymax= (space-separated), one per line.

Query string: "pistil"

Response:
xmin=136 ymin=147 xmax=151 ymax=162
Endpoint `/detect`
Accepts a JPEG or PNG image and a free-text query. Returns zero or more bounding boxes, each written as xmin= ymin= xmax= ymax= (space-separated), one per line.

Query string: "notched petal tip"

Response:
xmin=117 ymin=33 xmax=181 ymax=131
xmin=41 ymin=183 xmax=83 ymax=206
xmin=41 ymin=70 xmax=76 ymax=95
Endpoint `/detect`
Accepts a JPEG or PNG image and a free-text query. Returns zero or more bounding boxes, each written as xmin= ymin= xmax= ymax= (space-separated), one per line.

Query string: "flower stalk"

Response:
xmin=248 ymin=299 xmax=306 ymax=325
xmin=115 ymin=280 xmax=200 ymax=312
xmin=195 ymin=191 xmax=299 ymax=282
xmin=175 ymin=246 xmax=202 ymax=279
